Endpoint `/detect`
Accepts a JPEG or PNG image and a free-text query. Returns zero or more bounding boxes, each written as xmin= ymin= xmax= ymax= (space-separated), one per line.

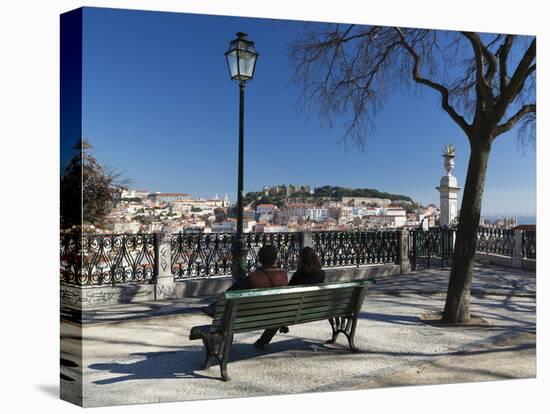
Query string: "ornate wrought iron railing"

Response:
xmin=171 ymin=232 xmax=302 ymax=280
xmin=60 ymin=233 xmax=82 ymax=285
xmin=409 ymin=227 xmax=455 ymax=270
xmin=311 ymin=230 xmax=400 ymax=268
xmin=60 ymin=233 xmax=156 ymax=286
xmin=247 ymin=232 xmax=302 ymax=272
xmin=522 ymin=231 xmax=536 ymax=259
xmin=476 ymin=227 xmax=515 ymax=257
xmin=61 ymin=227 xmax=536 ymax=287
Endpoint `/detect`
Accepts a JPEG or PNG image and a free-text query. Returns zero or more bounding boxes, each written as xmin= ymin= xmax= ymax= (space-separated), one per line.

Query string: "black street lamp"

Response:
xmin=225 ymin=32 xmax=259 ymax=284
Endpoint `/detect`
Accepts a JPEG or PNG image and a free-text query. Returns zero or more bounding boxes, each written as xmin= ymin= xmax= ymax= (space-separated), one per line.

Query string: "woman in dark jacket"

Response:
xmin=254 ymin=247 xmax=325 ymax=349
xmin=288 ymin=247 xmax=326 ymax=286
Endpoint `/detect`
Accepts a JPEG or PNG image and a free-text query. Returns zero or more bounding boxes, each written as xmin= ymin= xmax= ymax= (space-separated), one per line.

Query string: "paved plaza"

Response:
xmin=60 ymin=265 xmax=536 ymax=407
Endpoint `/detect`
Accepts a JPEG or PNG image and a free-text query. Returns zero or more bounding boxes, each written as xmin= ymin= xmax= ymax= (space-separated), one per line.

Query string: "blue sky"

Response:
xmin=82 ymin=7 xmax=536 ymax=216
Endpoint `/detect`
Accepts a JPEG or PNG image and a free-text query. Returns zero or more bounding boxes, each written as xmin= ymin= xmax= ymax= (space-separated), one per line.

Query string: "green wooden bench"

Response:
xmin=189 ymin=279 xmax=375 ymax=381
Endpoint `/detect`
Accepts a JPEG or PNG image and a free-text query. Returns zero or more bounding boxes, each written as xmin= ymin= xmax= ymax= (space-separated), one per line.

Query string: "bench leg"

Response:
xmin=347 ymin=317 xmax=359 ymax=352
xmin=326 ymin=317 xmax=359 ymax=352
xmin=202 ymin=334 xmax=223 ymax=370
xmin=326 ymin=317 xmax=341 ymax=344
xmin=220 ymin=333 xmax=234 ymax=382
xmin=202 ymin=337 xmax=213 ymax=369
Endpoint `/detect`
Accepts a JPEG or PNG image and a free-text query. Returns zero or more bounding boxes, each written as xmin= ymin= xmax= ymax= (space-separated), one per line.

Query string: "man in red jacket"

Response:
xmin=242 ymin=244 xmax=288 ymax=289
xmin=200 ymin=244 xmax=288 ymax=317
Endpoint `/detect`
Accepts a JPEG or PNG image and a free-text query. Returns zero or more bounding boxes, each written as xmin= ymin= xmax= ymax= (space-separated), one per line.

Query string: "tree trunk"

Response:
xmin=442 ymin=137 xmax=492 ymax=323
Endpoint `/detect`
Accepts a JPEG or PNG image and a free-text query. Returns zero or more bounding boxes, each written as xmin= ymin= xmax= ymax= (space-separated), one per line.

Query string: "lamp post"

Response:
xmin=225 ymin=32 xmax=259 ymax=284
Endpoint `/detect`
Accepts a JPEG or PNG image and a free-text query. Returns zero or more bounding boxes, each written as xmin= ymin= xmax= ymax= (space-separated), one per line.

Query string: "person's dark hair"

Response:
xmin=258 ymin=244 xmax=278 ymax=268
xmin=297 ymin=247 xmax=322 ymax=276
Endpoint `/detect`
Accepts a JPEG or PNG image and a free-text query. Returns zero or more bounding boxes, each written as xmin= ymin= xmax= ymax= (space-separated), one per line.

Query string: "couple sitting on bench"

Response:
xmin=203 ymin=244 xmax=326 ymax=349
xmin=192 ymin=246 xmax=374 ymax=381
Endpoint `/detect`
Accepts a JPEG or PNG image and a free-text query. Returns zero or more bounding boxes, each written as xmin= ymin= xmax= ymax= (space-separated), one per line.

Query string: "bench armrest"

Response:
xmin=189 ymin=324 xmax=211 ymax=340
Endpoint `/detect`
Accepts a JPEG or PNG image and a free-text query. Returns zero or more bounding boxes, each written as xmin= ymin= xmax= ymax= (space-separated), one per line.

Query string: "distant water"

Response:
xmin=483 ymin=216 xmax=536 ymax=225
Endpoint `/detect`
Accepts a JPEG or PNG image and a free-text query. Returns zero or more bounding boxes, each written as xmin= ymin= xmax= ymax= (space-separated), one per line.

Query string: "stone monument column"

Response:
xmin=154 ymin=231 xmax=177 ymax=300
xmin=436 ymin=147 xmax=461 ymax=227
xmin=399 ymin=229 xmax=411 ymax=274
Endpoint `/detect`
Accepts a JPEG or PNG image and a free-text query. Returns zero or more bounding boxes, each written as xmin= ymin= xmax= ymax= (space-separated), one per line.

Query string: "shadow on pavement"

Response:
xmin=62 ymin=297 xmax=214 ymax=325
xmin=87 ymin=329 xmax=535 ymax=385
xmin=88 ymin=338 xmax=355 ymax=384
xmin=361 ymin=311 xmax=422 ymax=325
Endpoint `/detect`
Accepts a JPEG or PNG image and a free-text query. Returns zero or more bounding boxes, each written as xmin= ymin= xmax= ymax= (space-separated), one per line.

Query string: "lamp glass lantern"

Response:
xmin=225 ymin=32 xmax=258 ymax=82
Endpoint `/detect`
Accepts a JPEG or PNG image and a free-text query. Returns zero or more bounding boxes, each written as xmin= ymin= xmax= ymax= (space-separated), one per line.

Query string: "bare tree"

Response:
xmin=290 ymin=25 xmax=535 ymax=323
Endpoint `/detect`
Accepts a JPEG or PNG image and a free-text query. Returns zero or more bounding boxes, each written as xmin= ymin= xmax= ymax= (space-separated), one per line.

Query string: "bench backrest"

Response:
xmin=209 ymin=279 xmax=374 ymax=334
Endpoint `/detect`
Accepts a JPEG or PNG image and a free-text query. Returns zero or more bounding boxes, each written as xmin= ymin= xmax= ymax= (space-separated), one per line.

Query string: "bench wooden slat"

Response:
xmin=211 ymin=296 xmax=354 ymax=326
xmin=232 ymin=315 xmax=305 ymax=330
xmin=298 ymin=303 xmax=352 ymax=316
xmin=232 ymin=321 xmax=298 ymax=333
xmin=295 ymin=310 xmax=351 ymax=323
xmin=231 ymin=298 xmax=354 ymax=317
xmin=232 ymin=309 xmax=353 ymax=332
xmin=232 ymin=304 xmax=352 ymax=330
xmin=240 ymin=289 xmax=353 ymax=305
xmin=223 ymin=280 xmax=373 ymax=300
xmin=229 ymin=303 xmax=302 ymax=317
xmin=234 ymin=297 xmax=302 ymax=310
xmin=218 ymin=303 xmax=351 ymax=327
xmin=210 ymin=290 xmax=353 ymax=319
xmin=233 ymin=298 xmax=349 ymax=313
xmin=228 ymin=288 xmax=355 ymax=306
xmin=242 ymin=286 xmax=355 ymax=299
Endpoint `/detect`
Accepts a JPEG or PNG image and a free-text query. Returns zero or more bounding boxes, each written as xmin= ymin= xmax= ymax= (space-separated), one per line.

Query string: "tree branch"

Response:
xmin=494 ymin=38 xmax=536 ymax=121
xmin=494 ymin=104 xmax=536 ymax=137
xmin=396 ymin=28 xmax=471 ymax=136
xmin=497 ymin=35 xmax=515 ymax=94
xmin=323 ymin=25 xmax=359 ymax=85
xmin=460 ymin=32 xmax=495 ymax=99
xmin=486 ymin=34 xmax=504 ymax=49
xmin=526 ymin=64 xmax=536 ymax=79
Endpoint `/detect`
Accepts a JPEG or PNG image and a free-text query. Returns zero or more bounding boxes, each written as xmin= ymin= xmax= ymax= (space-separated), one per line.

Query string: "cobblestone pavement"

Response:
xmin=369 ymin=264 xmax=535 ymax=297
xmin=60 ymin=267 xmax=536 ymax=407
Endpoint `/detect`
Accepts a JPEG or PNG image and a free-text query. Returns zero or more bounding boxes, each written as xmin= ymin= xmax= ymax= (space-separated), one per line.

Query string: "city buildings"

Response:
xmin=479 ymin=216 xmax=519 ymax=229
xmin=101 ymin=187 xmax=443 ymax=234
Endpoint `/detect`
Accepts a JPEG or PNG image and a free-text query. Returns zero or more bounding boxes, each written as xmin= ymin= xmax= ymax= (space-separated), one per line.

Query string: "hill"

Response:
xmin=242 ymin=185 xmax=415 ymax=210
xmin=313 ymin=186 xmax=413 ymax=202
